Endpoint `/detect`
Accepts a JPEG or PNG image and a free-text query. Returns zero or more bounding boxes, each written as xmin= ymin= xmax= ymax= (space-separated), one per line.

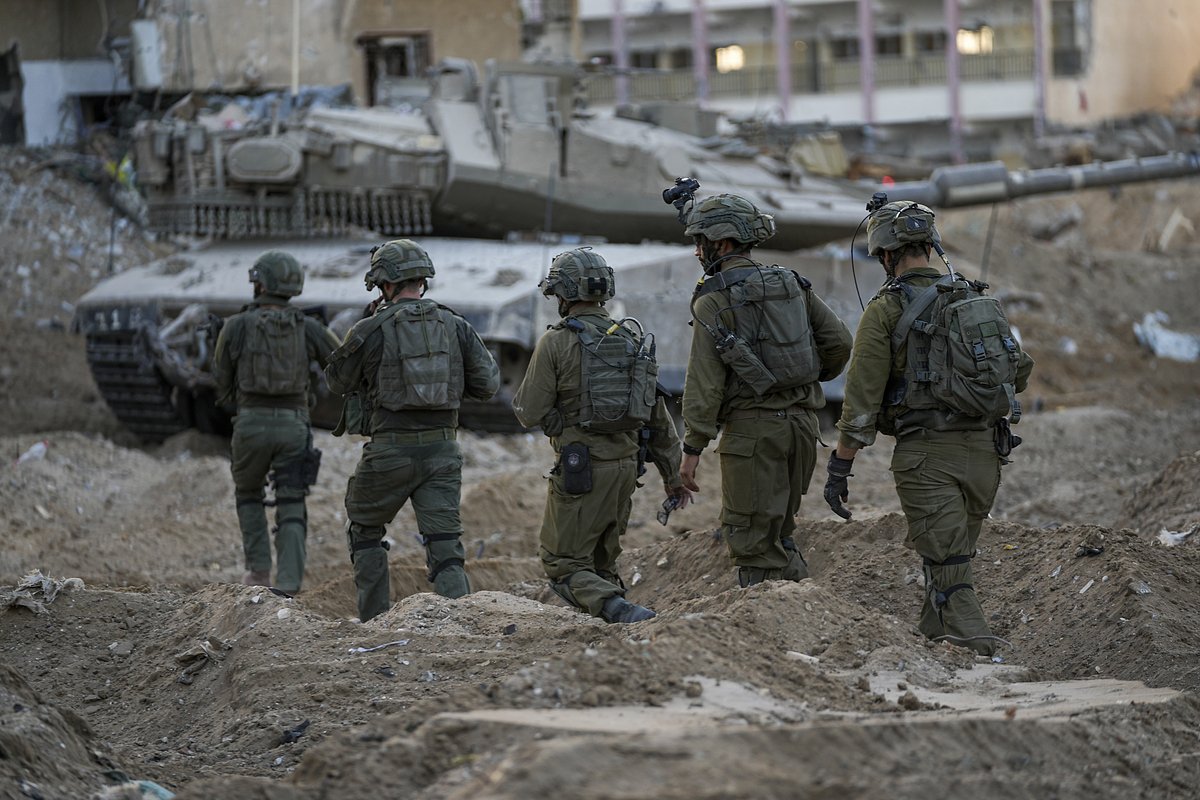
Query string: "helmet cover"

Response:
xmin=365 ymin=239 xmax=436 ymax=290
xmin=684 ymin=193 xmax=776 ymax=245
xmin=866 ymin=201 xmax=941 ymax=257
xmin=249 ymin=250 xmax=304 ymax=297
xmin=540 ymin=247 xmax=615 ymax=303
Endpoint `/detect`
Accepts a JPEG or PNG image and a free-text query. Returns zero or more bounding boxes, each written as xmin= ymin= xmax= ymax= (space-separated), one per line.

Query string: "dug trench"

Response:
xmin=3 ymin=148 xmax=1200 ymax=797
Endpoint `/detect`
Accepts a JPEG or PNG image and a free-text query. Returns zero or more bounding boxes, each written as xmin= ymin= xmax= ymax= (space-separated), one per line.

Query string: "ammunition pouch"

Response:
xmin=715 ymin=330 xmax=777 ymax=399
xmin=270 ymin=439 xmax=322 ymax=494
xmin=559 ymin=442 xmax=593 ymax=495
xmin=332 ymin=392 xmax=372 ymax=437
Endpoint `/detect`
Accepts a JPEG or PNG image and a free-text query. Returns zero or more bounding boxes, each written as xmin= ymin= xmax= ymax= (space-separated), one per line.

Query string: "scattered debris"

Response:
xmin=174 ymin=636 xmax=232 ymax=684
xmin=0 ymin=571 xmax=84 ymax=613
xmin=1156 ymin=526 xmax=1197 ymax=547
xmin=347 ymin=639 xmax=410 ymax=655
xmin=280 ymin=719 xmax=310 ymax=745
xmin=1134 ymin=312 xmax=1200 ymax=362
xmin=13 ymin=438 xmax=48 ymax=465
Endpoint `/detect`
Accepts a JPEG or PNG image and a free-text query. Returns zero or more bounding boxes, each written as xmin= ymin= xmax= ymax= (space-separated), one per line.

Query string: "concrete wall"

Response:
xmin=0 ymin=0 xmax=140 ymax=59
xmin=21 ymin=59 xmax=131 ymax=145
xmin=1045 ymin=0 xmax=1200 ymax=125
xmin=145 ymin=0 xmax=520 ymax=102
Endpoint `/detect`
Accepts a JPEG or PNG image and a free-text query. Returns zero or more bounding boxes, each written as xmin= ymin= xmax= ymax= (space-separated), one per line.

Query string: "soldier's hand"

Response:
xmin=362 ymin=295 xmax=383 ymax=318
xmin=824 ymin=451 xmax=855 ymax=520
xmin=668 ymin=484 xmax=693 ymax=510
xmin=680 ymin=452 xmax=701 ymax=493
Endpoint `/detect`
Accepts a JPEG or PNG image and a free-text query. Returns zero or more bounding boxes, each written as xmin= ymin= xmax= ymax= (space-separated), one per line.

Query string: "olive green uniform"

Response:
xmin=837 ymin=267 xmax=1035 ymax=654
xmin=325 ymin=297 xmax=499 ymax=622
xmin=683 ymin=256 xmax=853 ymax=581
xmin=213 ymin=296 xmax=340 ymax=592
xmin=512 ymin=307 xmax=683 ymax=617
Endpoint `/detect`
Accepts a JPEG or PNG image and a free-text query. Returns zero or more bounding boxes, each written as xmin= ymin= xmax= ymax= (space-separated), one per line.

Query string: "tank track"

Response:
xmin=85 ymin=331 xmax=189 ymax=441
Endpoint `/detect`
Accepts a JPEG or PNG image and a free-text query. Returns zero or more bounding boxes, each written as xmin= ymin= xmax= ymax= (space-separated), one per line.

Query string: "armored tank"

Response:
xmin=79 ymin=58 xmax=1200 ymax=439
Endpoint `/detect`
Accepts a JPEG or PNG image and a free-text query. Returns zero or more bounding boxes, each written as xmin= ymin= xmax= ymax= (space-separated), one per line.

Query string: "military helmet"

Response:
xmin=866 ymin=201 xmax=941 ymax=257
xmin=249 ymin=250 xmax=304 ymax=297
xmin=684 ymin=193 xmax=776 ymax=245
xmin=541 ymin=247 xmax=615 ymax=303
xmin=365 ymin=239 xmax=436 ymax=290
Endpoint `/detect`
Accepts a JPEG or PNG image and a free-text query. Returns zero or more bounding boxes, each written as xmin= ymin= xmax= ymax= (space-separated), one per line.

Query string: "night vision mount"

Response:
xmin=663 ymin=177 xmax=701 ymax=224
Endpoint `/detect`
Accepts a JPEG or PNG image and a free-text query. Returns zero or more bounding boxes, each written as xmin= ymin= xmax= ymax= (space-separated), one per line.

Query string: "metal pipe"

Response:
xmin=692 ymin=0 xmax=709 ymax=105
xmin=774 ymin=0 xmax=790 ymax=122
xmin=612 ymin=0 xmax=629 ymax=107
xmin=1032 ymin=0 xmax=1047 ymax=140
xmin=944 ymin=0 xmax=963 ymax=164
xmin=857 ymin=0 xmax=876 ymax=150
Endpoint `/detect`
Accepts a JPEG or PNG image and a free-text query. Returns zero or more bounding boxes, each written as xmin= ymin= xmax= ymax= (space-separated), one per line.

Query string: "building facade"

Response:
xmin=568 ymin=0 xmax=1200 ymax=158
xmin=1 ymin=0 xmax=522 ymax=145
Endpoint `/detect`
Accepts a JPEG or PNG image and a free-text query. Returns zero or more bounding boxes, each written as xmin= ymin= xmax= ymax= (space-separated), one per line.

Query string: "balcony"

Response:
xmin=583 ymin=49 xmax=1037 ymax=105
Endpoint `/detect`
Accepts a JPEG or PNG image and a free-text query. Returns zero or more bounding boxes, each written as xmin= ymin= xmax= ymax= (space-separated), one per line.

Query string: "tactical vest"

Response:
xmin=375 ymin=299 xmax=465 ymax=412
xmin=694 ymin=265 xmax=822 ymax=399
xmin=556 ymin=315 xmax=658 ymax=433
xmin=235 ymin=306 xmax=310 ymax=396
xmin=887 ymin=274 xmax=1022 ymax=425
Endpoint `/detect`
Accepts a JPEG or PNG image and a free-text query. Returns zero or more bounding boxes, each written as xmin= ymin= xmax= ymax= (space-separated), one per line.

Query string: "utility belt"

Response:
xmin=236 ymin=405 xmax=309 ymax=420
xmin=372 ymin=428 xmax=457 ymax=445
xmin=723 ymin=405 xmax=810 ymax=422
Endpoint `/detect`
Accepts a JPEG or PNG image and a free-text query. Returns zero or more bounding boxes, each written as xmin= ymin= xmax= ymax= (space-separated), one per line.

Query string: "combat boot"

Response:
xmin=600 ymin=595 xmax=656 ymax=624
xmin=737 ymin=567 xmax=784 ymax=588
xmin=781 ymin=538 xmax=810 ymax=582
xmin=432 ymin=564 xmax=471 ymax=599
xmin=242 ymin=569 xmax=271 ymax=587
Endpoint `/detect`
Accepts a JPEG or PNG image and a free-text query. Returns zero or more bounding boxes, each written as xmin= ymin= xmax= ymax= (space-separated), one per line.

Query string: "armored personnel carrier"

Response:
xmin=79 ymin=58 xmax=1200 ymax=439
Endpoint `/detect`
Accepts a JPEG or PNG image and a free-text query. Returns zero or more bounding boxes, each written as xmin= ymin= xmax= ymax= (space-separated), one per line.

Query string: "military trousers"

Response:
xmin=344 ymin=431 xmax=466 ymax=622
xmin=229 ymin=407 xmax=311 ymax=592
xmin=891 ymin=428 xmax=1001 ymax=656
xmin=716 ymin=408 xmax=818 ymax=576
xmin=539 ymin=454 xmax=638 ymax=618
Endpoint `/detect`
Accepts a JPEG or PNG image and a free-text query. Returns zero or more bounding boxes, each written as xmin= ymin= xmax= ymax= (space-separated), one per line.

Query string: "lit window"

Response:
xmin=956 ymin=26 xmax=994 ymax=55
xmin=715 ymin=45 xmax=745 ymax=73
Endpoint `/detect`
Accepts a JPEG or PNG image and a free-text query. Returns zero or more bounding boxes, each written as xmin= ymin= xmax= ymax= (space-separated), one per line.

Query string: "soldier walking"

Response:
xmin=213 ymin=250 xmax=340 ymax=594
xmin=825 ymin=199 xmax=1034 ymax=655
xmin=678 ymin=194 xmax=853 ymax=588
xmin=513 ymin=248 xmax=691 ymax=623
xmin=325 ymin=240 xmax=499 ymax=622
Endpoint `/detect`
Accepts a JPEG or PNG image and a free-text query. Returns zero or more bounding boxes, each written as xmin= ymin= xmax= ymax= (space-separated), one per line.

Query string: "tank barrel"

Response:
xmin=887 ymin=152 xmax=1200 ymax=209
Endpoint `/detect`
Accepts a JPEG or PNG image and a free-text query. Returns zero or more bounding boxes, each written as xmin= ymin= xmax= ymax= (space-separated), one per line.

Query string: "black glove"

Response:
xmin=824 ymin=452 xmax=855 ymax=520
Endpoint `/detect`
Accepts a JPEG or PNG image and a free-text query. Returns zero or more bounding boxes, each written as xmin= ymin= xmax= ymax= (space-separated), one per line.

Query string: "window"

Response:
xmin=715 ymin=45 xmax=745 ymax=73
xmin=1050 ymin=0 xmax=1085 ymax=76
xmin=631 ymin=51 xmax=658 ymax=69
xmin=829 ymin=38 xmax=859 ymax=60
xmin=956 ymin=26 xmax=994 ymax=55
xmin=875 ymin=34 xmax=902 ymax=57
xmin=358 ymin=32 xmax=433 ymax=106
xmin=914 ymin=30 xmax=947 ymax=54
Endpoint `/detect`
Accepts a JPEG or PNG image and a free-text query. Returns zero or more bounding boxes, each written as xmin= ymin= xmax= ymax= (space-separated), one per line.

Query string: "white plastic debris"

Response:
xmin=784 ymin=650 xmax=820 ymax=664
xmin=14 ymin=439 xmax=49 ymax=465
xmin=1133 ymin=312 xmax=1200 ymax=362
xmin=276 ymin=608 xmax=291 ymax=620
xmin=1079 ymin=579 xmax=1095 ymax=594
xmin=1156 ymin=527 xmax=1197 ymax=547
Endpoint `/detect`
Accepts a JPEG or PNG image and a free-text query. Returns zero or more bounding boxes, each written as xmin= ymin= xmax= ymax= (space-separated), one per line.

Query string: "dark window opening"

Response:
xmin=358 ymin=32 xmax=433 ymax=106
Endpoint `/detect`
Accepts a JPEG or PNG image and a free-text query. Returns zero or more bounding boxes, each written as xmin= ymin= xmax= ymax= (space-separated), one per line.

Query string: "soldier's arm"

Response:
xmin=306 ymin=318 xmax=342 ymax=369
xmin=647 ymin=397 xmax=684 ymax=489
xmin=1014 ymin=348 xmax=1035 ymax=394
xmin=212 ymin=318 xmax=238 ymax=408
xmin=459 ymin=320 xmax=500 ymax=401
xmin=835 ymin=296 xmax=900 ymax=452
xmin=807 ymin=290 xmax=854 ymax=381
xmin=511 ymin=333 xmax=559 ymax=429
xmin=324 ymin=319 xmax=371 ymax=395
xmin=681 ymin=294 xmax=727 ymax=452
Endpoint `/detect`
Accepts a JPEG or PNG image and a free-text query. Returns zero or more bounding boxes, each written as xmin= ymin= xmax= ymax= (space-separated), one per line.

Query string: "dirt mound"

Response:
xmin=1115 ymin=449 xmax=1200 ymax=535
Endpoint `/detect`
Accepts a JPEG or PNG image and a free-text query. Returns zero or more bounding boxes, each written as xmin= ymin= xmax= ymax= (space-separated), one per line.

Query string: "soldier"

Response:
xmin=325 ymin=239 xmax=499 ymax=623
xmin=825 ymin=200 xmax=1034 ymax=655
xmin=513 ymin=248 xmax=691 ymax=624
xmin=678 ymin=195 xmax=853 ymax=588
xmin=213 ymin=250 xmax=340 ymax=594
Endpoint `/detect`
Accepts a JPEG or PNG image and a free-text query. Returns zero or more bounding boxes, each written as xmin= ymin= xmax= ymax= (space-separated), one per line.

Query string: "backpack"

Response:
xmin=890 ymin=274 xmax=1022 ymax=424
xmin=694 ymin=265 xmax=822 ymax=399
xmin=235 ymin=306 xmax=310 ymax=396
xmin=560 ymin=315 xmax=658 ymax=433
xmin=376 ymin=299 xmax=465 ymax=411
